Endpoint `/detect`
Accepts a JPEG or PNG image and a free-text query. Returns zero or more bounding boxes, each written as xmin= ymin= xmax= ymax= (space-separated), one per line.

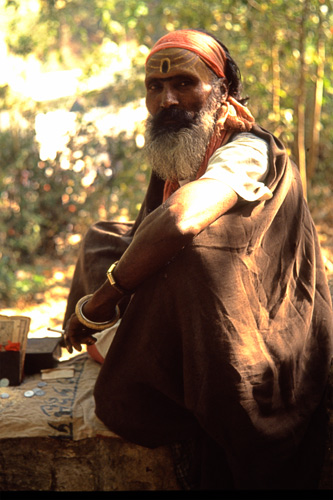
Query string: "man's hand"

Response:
xmin=64 ymin=313 xmax=97 ymax=354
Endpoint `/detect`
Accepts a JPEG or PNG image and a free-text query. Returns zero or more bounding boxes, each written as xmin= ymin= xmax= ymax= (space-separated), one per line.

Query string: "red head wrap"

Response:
xmin=146 ymin=29 xmax=227 ymax=79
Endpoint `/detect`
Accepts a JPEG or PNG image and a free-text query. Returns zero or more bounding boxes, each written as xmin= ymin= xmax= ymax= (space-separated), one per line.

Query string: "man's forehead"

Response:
xmin=145 ymin=47 xmax=212 ymax=80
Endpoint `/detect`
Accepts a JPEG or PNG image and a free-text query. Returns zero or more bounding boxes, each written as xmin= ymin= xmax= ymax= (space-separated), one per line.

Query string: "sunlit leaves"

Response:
xmin=0 ymin=98 xmax=150 ymax=304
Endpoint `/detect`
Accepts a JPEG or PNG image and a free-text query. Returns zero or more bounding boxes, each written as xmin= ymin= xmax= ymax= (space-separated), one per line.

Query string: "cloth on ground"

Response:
xmin=0 ymin=354 xmax=116 ymax=441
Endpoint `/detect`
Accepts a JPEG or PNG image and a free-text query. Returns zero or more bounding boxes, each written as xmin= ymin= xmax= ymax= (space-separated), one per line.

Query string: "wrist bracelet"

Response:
xmin=75 ymin=294 xmax=120 ymax=331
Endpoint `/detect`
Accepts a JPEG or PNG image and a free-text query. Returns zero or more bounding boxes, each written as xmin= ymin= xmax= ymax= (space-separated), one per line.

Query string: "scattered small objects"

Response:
xmin=41 ymin=367 xmax=75 ymax=380
xmin=34 ymin=389 xmax=45 ymax=396
xmin=0 ymin=377 xmax=51 ymax=399
xmin=24 ymin=390 xmax=35 ymax=398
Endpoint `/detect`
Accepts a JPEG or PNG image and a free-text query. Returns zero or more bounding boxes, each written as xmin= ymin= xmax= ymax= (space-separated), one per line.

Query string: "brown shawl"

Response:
xmin=64 ymin=125 xmax=333 ymax=489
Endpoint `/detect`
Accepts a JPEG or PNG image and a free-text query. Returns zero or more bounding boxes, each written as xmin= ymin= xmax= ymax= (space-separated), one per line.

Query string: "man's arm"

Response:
xmin=114 ymin=177 xmax=238 ymax=288
xmin=65 ymin=177 xmax=238 ymax=352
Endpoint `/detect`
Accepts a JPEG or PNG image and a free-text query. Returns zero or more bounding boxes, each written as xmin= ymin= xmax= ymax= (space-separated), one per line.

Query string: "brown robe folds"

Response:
xmin=63 ymin=125 xmax=333 ymax=489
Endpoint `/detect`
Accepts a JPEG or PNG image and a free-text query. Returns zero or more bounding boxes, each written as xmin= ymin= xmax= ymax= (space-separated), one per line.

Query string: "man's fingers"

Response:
xmin=66 ymin=336 xmax=96 ymax=353
xmin=72 ymin=340 xmax=82 ymax=352
xmin=71 ymin=335 xmax=97 ymax=351
xmin=64 ymin=314 xmax=98 ymax=353
xmin=64 ymin=334 xmax=73 ymax=354
xmin=64 ymin=334 xmax=82 ymax=353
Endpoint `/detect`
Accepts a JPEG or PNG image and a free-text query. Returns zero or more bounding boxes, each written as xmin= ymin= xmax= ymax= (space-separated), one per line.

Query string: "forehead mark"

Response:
xmin=169 ymin=54 xmax=198 ymax=71
xmin=147 ymin=49 xmax=202 ymax=75
xmin=161 ymin=58 xmax=170 ymax=73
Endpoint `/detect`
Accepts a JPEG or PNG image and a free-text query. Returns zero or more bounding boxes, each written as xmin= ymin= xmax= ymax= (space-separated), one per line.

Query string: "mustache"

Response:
xmin=149 ymin=108 xmax=197 ymax=136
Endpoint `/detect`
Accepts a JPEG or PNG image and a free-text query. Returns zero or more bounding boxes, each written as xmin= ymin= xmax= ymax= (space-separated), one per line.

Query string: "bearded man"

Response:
xmin=63 ymin=30 xmax=332 ymax=490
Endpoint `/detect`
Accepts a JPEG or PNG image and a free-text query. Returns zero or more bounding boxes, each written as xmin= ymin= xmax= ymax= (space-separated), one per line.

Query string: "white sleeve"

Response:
xmin=200 ymin=132 xmax=273 ymax=201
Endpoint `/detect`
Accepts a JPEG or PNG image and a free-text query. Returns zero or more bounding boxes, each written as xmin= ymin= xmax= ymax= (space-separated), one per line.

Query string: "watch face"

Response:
xmin=107 ymin=261 xmax=130 ymax=295
xmin=109 ymin=263 xmax=117 ymax=285
xmin=107 ymin=262 xmax=124 ymax=293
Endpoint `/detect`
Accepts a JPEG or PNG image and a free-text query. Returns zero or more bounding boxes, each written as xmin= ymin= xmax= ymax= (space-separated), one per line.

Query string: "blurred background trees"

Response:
xmin=0 ymin=0 xmax=332 ymax=305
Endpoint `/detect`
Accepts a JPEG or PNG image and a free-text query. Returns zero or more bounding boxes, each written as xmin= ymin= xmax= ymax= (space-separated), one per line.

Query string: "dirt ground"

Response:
xmin=1 ymin=259 xmax=74 ymax=335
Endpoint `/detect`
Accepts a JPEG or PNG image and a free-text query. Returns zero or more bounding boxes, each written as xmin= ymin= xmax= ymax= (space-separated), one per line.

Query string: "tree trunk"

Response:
xmin=307 ymin=10 xmax=325 ymax=181
xmin=271 ymin=41 xmax=280 ymax=120
xmin=296 ymin=0 xmax=309 ymax=199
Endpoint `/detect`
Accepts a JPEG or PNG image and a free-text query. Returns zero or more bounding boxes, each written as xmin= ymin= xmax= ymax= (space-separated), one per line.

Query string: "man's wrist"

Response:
xmin=82 ymin=283 xmax=121 ymax=322
xmin=106 ymin=261 xmax=133 ymax=295
xmin=76 ymin=294 xmax=120 ymax=330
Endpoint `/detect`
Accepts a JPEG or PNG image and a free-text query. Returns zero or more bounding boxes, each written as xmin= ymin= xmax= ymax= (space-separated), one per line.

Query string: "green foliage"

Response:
xmin=4 ymin=0 xmax=331 ymax=165
xmin=0 ymin=96 xmax=149 ymax=305
xmin=0 ymin=124 xmax=45 ymax=304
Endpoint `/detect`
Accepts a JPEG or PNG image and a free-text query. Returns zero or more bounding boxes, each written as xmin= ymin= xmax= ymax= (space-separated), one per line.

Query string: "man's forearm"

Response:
xmin=112 ymin=177 xmax=238 ymax=292
xmin=80 ymin=196 xmax=190 ymax=320
xmin=83 ymin=178 xmax=238 ymax=322
xmin=81 ymin=204 xmax=190 ymax=322
xmin=112 ymin=206 xmax=192 ymax=290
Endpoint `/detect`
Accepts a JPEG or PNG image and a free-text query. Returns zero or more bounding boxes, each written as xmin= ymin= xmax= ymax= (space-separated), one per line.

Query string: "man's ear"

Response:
xmin=220 ymin=78 xmax=228 ymax=100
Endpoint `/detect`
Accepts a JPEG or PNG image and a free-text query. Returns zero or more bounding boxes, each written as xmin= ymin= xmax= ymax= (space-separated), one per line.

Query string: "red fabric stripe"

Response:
xmin=146 ymin=29 xmax=227 ymax=78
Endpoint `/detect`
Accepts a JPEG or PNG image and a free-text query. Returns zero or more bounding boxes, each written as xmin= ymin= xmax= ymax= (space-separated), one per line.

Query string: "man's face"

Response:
xmin=145 ymin=48 xmax=216 ymax=132
xmin=145 ymin=48 xmax=223 ymax=181
xmin=144 ymin=47 xmax=223 ymax=182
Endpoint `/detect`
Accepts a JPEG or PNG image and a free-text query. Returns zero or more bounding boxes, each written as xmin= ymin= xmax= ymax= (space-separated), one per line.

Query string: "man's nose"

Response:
xmin=160 ymin=86 xmax=179 ymax=108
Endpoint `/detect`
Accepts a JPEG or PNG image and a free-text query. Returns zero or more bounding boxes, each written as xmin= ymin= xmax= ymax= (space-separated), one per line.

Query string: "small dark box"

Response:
xmin=24 ymin=337 xmax=62 ymax=375
xmin=0 ymin=350 xmax=21 ymax=385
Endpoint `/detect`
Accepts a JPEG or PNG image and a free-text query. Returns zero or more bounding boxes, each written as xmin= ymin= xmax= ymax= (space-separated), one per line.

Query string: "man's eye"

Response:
xmin=178 ymin=80 xmax=195 ymax=89
xmin=147 ymin=82 xmax=160 ymax=91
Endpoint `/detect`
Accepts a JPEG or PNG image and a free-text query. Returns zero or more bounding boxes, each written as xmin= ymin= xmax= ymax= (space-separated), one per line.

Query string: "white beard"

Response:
xmin=144 ymin=105 xmax=217 ymax=183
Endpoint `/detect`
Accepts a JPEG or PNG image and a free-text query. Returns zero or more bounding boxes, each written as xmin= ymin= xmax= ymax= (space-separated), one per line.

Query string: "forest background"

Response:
xmin=0 ymin=0 xmax=332 ymax=333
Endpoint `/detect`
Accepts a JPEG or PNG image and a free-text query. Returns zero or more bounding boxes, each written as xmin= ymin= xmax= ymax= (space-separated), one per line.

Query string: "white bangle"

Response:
xmin=75 ymin=294 xmax=120 ymax=331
